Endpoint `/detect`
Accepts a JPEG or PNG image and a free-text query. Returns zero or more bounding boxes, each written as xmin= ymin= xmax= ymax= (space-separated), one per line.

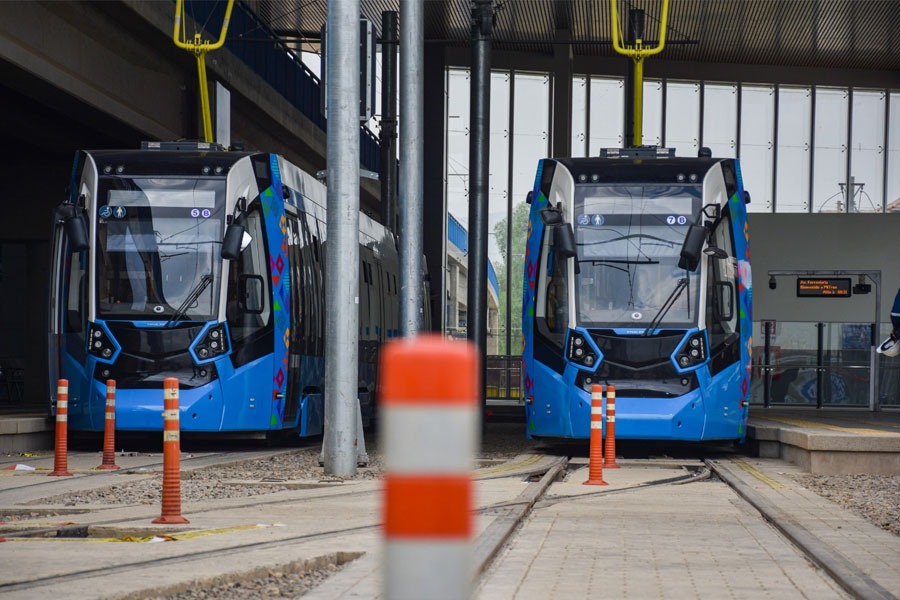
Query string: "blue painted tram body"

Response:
xmin=521 ymin=149 xmax=752 ymax=441
xmin=49 ymin=143 xmax=419 ymax=435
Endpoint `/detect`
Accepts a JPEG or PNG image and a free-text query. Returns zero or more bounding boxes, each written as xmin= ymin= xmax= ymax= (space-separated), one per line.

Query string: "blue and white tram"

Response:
xmin=49 ymin=142 xmax=421 ymax=435
xmin=521 ymin=148 xmax=752 ymax=441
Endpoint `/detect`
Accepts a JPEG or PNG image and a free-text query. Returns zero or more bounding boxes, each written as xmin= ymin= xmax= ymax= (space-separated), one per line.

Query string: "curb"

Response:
xmin=706 ymin=458 xmax=898 ymax=600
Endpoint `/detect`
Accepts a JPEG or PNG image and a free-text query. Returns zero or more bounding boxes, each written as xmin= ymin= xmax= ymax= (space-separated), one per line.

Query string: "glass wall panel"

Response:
xmin=888 ymin=91 xmax=900 ymax=212
xmin=702 ymin=82 xmax=737 ymax=158
xmin=850 ymin=89 xmax=886 ymax=213
xmin=487 ymin=71 xmax=510 ymax=354
xmin=588 ymin=77 xmax=624 ymax=155
xmin=740 ymin=85 xmax=775 ymax=212
xmin=571 ymin=75 xmax=587 ymax=157
xmin=665 ymin=80 xmax=700 ymax=157
xmin=642 ymin=79 xmax=663 ymax=147
xmin=445 ymin=69 xmax=470 ymax=337
xmin=812 ymin=87 xmax=849 ymax=213
xmin=511 ymin=72 xmax=551 ymax=355
xmin=775 ymin=86 xmax=811 ymax=213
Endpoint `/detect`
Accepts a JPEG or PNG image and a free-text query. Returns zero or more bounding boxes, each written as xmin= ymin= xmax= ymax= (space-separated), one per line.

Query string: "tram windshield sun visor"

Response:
xmin=96 ymin=177 xmax=226 ymax=321
xmin=573 ymin=184 xmax=702 ymax=328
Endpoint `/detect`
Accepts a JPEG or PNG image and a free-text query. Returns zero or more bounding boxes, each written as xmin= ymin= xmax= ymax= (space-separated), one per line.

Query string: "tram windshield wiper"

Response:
xmin=165 ymin=273 xmax=212 ymax=328
xmin=642 ymin=277 xmax=688 ymax=337
xmin=578 ymin=258 xmax=660 ymax=265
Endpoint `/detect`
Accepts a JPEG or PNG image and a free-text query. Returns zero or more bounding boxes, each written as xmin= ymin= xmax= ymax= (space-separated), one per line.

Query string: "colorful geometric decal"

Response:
xmin=260 ymin=154 xmax=290 ymax=428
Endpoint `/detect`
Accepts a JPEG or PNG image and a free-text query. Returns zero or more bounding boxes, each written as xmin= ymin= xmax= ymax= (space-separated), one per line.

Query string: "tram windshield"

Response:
xmin=95 ymin=177 xmax=226 ymax=320
xmin=574 ymin=184 xmax=702 ymax=328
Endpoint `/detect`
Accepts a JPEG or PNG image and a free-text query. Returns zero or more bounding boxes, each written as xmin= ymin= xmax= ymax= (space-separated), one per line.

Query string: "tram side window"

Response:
xmin=299 ymin=215 xmax=321 ymax=355
xmin=285 ymin=214 xmax=305 ymax=355
xmin=544 ymin=228 xmax=569 ymax=343
xmin=65 ymin=250 xmax=87 ymax=358
xmin=706 ymin=206 xmax=740 ymax=370
xmin=226 ymin=207 xmax=271 ymax=344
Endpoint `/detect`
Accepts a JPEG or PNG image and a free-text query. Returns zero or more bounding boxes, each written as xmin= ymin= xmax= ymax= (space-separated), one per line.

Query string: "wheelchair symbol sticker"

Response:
xmin=577 ymin=214 xmax=590 ymax=226
xmin=99 ymin=206 xmax=112 ymax=219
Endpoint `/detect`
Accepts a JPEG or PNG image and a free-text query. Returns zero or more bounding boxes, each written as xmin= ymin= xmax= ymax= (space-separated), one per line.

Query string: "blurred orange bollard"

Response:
xmin=604 ymin=385 xmax=619 ymax=469
xmin=96 ymin=380 xmax=120 ymax=470
xmin=584 ymin=385 xmax=607 ymax=485
xmin=49 ymin=379 xmax=73 ymax=477
xmin=153 ymin=378 xmax=189 ymax=524
xmin=380 ymin=335 xmax=478 ymax=600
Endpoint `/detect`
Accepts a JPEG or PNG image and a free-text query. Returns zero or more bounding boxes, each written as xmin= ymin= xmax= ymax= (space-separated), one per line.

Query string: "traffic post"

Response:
xmin=49 ymin=379 xmax=73 ymax=477
xmin=96 ymin=380 xmax=120 ymax=470
xmin=153 ymin=378 xmax=189 ymax=524
xmin=380 ymin=335 xmax=478 ymax=600
xmin=604 ymin=385 xmax=619 ymax=469
xmin=584 ymin=384 xmax=607 ymax=485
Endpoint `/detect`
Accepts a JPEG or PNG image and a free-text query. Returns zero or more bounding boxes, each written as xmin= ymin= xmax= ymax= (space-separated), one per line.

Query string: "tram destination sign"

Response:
xmin=796 ymin=277 xmax=852 ymax=298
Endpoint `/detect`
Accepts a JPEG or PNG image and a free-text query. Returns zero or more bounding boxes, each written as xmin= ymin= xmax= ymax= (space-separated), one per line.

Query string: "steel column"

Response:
xmin=400 ymin=0 xmax=424 ymax=336
xmin=323 ymin=0 xmax=360 ymax=476
xmin=380 ymin=11 xmax=399 ymax=232
xmin=468 ymin=0 xmax=492 ymax=419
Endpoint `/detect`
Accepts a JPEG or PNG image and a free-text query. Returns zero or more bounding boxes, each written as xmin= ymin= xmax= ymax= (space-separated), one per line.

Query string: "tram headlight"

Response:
xmin=195 ymin=324 xmax=229 ymax=361
xmin=567 ymin=331 xmax=597 ymax=369
xmin=675 ymin=332 xmax=707 ymax=370
xmin=87 ymin=323 xmax=117 ymax=362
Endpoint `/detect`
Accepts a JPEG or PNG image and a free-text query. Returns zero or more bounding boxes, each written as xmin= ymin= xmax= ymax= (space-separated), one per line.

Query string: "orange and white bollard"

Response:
xmin=584 ymin=384 xmax=607 ymax=485
xmin=380 ymin=335 xmax=478 ymax=600
xmin=604 ymin=385 xmax=619 ymax=469
xmin=96 ymin=380 xmax=120 ymax=470
xmin=153 ymin=378 xmax=189 ymax=524
xmin=49 ymin=379 xmax=73 ymax=477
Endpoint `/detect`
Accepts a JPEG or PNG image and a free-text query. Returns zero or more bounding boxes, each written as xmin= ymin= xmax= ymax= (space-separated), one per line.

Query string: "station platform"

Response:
xmin=0 ymin=411 xmax=51 ymax=453
xmin=747 ymin=407 xmax=900 ymax=475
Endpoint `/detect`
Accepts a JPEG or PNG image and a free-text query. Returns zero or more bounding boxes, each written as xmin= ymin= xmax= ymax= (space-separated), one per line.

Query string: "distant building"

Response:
xmin=446 ymin=214 xmax=500 ymax=354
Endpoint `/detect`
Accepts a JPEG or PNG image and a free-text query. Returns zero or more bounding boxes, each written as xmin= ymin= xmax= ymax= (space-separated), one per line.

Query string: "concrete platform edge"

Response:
xmin=706 ymin=458 xmax=898 ymax=600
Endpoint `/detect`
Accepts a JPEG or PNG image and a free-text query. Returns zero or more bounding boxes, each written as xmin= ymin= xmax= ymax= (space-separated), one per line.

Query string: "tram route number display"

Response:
xmin=796 ymin=278 xmax=852 ymax=298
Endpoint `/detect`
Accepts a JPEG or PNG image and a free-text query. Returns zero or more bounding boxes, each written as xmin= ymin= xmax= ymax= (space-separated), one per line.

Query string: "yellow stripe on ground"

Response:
xmin=476 ymin=454 xmax=543 ymax=477
xmin=1 ymin=523 xmax=280 ymax=543
xmin=731 ymin=458 xmax=784 ymax=489
xmin=755 ymin=415 xmax=900 ymax=436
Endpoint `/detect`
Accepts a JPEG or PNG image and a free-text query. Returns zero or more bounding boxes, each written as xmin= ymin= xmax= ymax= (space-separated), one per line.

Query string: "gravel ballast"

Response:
xmin=35 ymin=420 xmax=537 ymax=506
xmin=151 ymin=562 xmax=347 ymax=600
xmin=790 ymin=473 xmax=900 ymax=536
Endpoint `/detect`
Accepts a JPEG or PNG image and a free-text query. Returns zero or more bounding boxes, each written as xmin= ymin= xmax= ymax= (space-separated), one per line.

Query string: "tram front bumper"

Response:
xmin=92 ymin=379 xmax=226 ymax=432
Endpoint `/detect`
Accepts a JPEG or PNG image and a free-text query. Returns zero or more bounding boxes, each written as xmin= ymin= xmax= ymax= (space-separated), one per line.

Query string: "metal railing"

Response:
xmin=751 ymin=321 xmax=878 ymax=408
xmin=177 ymin=1 xmax=380 ymax=172
xmin=486 ymin=355 xmax=522 ymax=401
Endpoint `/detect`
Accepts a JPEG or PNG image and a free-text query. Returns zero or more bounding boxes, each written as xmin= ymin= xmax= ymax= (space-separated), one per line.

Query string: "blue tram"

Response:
xmin=49 ymin=142 xmax=421 ymax=436
xmin=521 ymin=148 xmax=752 ymax=441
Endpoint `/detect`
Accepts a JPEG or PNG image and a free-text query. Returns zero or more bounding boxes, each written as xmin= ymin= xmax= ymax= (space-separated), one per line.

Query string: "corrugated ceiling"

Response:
xmin=243 ymin=0 xmax=900 ymax=70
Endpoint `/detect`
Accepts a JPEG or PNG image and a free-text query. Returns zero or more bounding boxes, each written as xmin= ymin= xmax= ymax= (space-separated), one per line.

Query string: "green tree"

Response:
xmin=493 ymin=201 xmax=531 ymax=354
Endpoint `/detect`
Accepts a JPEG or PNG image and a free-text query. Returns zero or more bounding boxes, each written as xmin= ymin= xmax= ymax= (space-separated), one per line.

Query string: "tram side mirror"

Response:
xmin=556 ymin=223 xmax=577 ymax=261
xmin=57 ymin=204 xmax=89 ymax=252
xmin=221 ymin=224 xmax=246 ymax=260
xmin=238 ymin=274 xmax=265 ymax=314
xmin=526 ymin=191 xmax=533 ymax=205
xmin=744 ymin=190 xmax=751 ymax=205
xmin=539 ymin=208 xmax=563 ymax=226
xmin=678 ymin=224 xmax=706 ymax=272
xmin=713 ymin=281 xmax=734 ymax=322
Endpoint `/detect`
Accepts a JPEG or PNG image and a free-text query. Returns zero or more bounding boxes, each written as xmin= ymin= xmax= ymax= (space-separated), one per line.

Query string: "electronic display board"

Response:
xmin=796 ymin=278 xmax=852 ymax=298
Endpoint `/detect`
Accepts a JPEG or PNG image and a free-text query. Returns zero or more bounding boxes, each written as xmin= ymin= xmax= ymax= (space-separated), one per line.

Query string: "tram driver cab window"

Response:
xmin=706 ymin=205 xmax=740 ymax=372
xmin=537 ymin=226 xmax=570 ymax=348
xmin=226 ymin=205 xmax=271 ymax=346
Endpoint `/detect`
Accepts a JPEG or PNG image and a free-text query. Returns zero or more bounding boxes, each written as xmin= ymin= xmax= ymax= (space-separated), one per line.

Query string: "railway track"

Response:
xmin=0 ymin=449 xmax=891 ymax=599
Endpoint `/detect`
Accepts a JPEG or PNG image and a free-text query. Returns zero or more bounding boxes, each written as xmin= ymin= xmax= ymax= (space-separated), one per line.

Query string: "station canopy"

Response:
xmin=249 ymin=0 xmax=900 ymax=70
